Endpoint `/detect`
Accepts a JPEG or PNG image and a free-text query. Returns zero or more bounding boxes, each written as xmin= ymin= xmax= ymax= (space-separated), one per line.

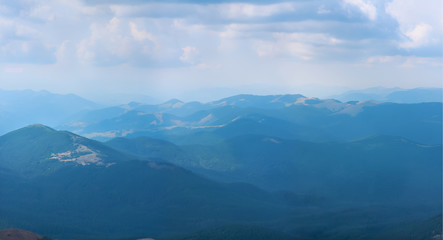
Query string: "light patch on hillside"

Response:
xmin=337 ymin=100 xmax=379 ymax=116
xmin=199 ymin=113 xmax=214 ymax=124
xmin=190 ymin=124 xmax=225 ymax=129
xmin=172 ymin=120 xmax=185 ymax=126
xmin=121 ymin=129 xmax=134 ymax=137
xmin=137 ymin=112 xmax=151 ymax=116
xmin=148 ymin=162 xmax=175 ymax=170
xmin=84 ymin=131 xmax=118 ymax=138
xmin=172 ymin=102 xmax=184 ymax=108
xmin=271 ymin=96 xmax=281 ymax=103
xmin=231 ymin=116 xmax=241 ymax=122
xmin=294 ymin=97 xmax=308 ymax=105
xmin=154 ymin=112 xmax=163 ymax=124
xmin=214 ymin=100 xmax=227 ymax=106
xmin=313 ymin=99 xmax=347 ymax=112
xmin=49 ymin=144 xmax=108 ymax=166
xmin=263 ymin=137 xmax=281 ymax=144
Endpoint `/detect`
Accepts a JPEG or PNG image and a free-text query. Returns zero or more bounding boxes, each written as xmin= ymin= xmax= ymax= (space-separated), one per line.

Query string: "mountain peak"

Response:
xmin=12 ymin=124 xmax=58 ymax=136
xmin=164 ymin=98 xmax=183 ymax=104
xmin=0 ymin=125 xmax=129 ymax=176
xmin=27 ymin=123 xmax=55 ymax=130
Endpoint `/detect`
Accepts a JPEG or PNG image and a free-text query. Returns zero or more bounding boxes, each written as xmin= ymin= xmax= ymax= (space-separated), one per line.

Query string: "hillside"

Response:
xmin=0 ymin=124 xmax=133 ymax=177
xmin=0 ymin=125 xmax=293 ymax=239
xmin=109 ymin=134 xmax=442 ymax=208
xmin=0 ymin=229 xmax=51 ymax=240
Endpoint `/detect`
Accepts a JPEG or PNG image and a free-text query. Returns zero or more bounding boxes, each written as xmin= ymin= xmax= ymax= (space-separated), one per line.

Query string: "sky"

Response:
xmin=0 ymin=0 xmax=442 ymax=103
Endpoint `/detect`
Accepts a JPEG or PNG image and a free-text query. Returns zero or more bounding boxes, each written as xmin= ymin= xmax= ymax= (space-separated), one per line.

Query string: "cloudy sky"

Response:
xmin=0 ymin=0 xmax=442 ymax=103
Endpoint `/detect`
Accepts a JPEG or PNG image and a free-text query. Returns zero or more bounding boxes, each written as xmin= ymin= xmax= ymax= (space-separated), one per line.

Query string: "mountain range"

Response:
xmin=0 ymin=124 xmax=441 ymax=239
xmin=0 ymin=90 xmax=100 ymax=135
xmin=55 ymin=92 xmax=442 ymax=146
xmin=0 ymin=89 xmax=441 ymax=239
xmin=330 ymin=87 xmax=442 ymax=103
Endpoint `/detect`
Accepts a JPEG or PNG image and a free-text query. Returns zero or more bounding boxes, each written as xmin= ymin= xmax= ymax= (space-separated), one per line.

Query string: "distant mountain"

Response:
xmin=0 ymin=229 xmax=52 ymax=240
xmin=385 ymin=88 xmax=443 ymax=103
xmin=0 ymin=124 xmax=133 ymax=177
xmin=332 ymin=87 xmax=442 ymax=103
xmin=107 ymin=134 xmax=442 ymax=209
xmin=0 ymin=89 xmax=100 ymax=134
xmin=209 ymin=94 xmax=306 ymax=109
xmin=58 ymin=94 xmax=442 ymax=145
xmin=105 ymin=136 xmax=193 ymax=166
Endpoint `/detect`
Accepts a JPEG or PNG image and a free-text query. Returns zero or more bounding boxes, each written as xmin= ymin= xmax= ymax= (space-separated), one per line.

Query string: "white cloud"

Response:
xmin=386 ymin=0 xmax=443 ymax=49
xmin=221 ymin=2 xmax=296 ymax=19
xmin=180 ymin=46 xmax=199 ymax=64
xmin=129 ymin=22 xmax=155 ymax=42
xmin=317 ymin=5 xmax=331 ymax=14
xmin=77 ymin=17 xmax=159 ymax=65
xmin=343 ymin=0 xmax=377 ymax=21
xmin=20 ymin=4 xmax=55 ymax=21
xmin=254 ymin=32 xmax=343 ymax=60
xmin=401 ymin=23 xmax=433 ymax=48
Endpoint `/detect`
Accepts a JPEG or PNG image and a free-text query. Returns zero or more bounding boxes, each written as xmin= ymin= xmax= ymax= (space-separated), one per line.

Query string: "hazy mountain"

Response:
xmin=199 ymin=135 xmax=440 ymax=207
xmin=385 ymin=88 xmax=442 ymax=103
xmin=332 ymin=87 xmax=442 ymax=103
xmin=107 ymin=133 xmax=442 ymax=209
xmin=1 ymin=91 xmax=440 ymax=239
xmin=209 ymin=94 xmax=306 ymax=109
xmin=58 ymin=94 xmax=441 ymax=145
xmin=0 ymin=89 xmax=100 ymax=134
xmin=105 ymin=136 xmax=193 ymax=166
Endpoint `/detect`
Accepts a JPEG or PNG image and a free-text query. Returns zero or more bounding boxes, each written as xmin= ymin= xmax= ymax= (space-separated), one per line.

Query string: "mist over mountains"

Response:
xmin=331 ymin=87 xmax=443 ymax=103
xmin=0 ymin=88 xmax=441 ymax=240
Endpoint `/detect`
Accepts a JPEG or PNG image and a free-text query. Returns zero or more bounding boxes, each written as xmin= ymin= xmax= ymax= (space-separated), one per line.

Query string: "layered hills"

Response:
xmin=0 ymin=90 xmax=441 ymax=240
xmin=0 ymin=125 xmax=293 ymax=239
xmin=60 ymin=94 xmax=442 ymax=145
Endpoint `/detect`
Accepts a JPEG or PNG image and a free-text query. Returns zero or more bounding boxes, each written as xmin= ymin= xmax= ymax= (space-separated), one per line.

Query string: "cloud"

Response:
xmin=400 ymin=23 xmax=433 ymax=49
xmin=129 ymin=22 xmax=156 ymax=42
xmin=0 ymin=0 xmax=440 ymax=72
xmin=221 ymin=2 xmax=295 ymax=19
xmin=20 ymin=4 xmax=56 ymax=21
xmin=253 ymin=32 xmax=343 ymax=60
xmin=343 ymin=0 xmax=377 ymax=21
xmin=77 ymin=17 xmax=161 ymax=66
xmin=180 ymin=46 xmax=199 ymax=64
xmin=0 ymin=16 xmax=56 ymax=64
xmin=386 ymin=0 xmax=443 ymax=51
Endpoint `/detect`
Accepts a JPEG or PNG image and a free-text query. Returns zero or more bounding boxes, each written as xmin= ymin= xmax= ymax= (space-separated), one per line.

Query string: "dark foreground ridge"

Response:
xmin=0 ymin=229 xmax=52 ymax=240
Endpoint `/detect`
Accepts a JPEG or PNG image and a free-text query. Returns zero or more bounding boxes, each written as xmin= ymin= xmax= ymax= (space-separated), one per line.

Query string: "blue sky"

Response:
xmin=0 ymin=0 xmax=442 ymax=103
